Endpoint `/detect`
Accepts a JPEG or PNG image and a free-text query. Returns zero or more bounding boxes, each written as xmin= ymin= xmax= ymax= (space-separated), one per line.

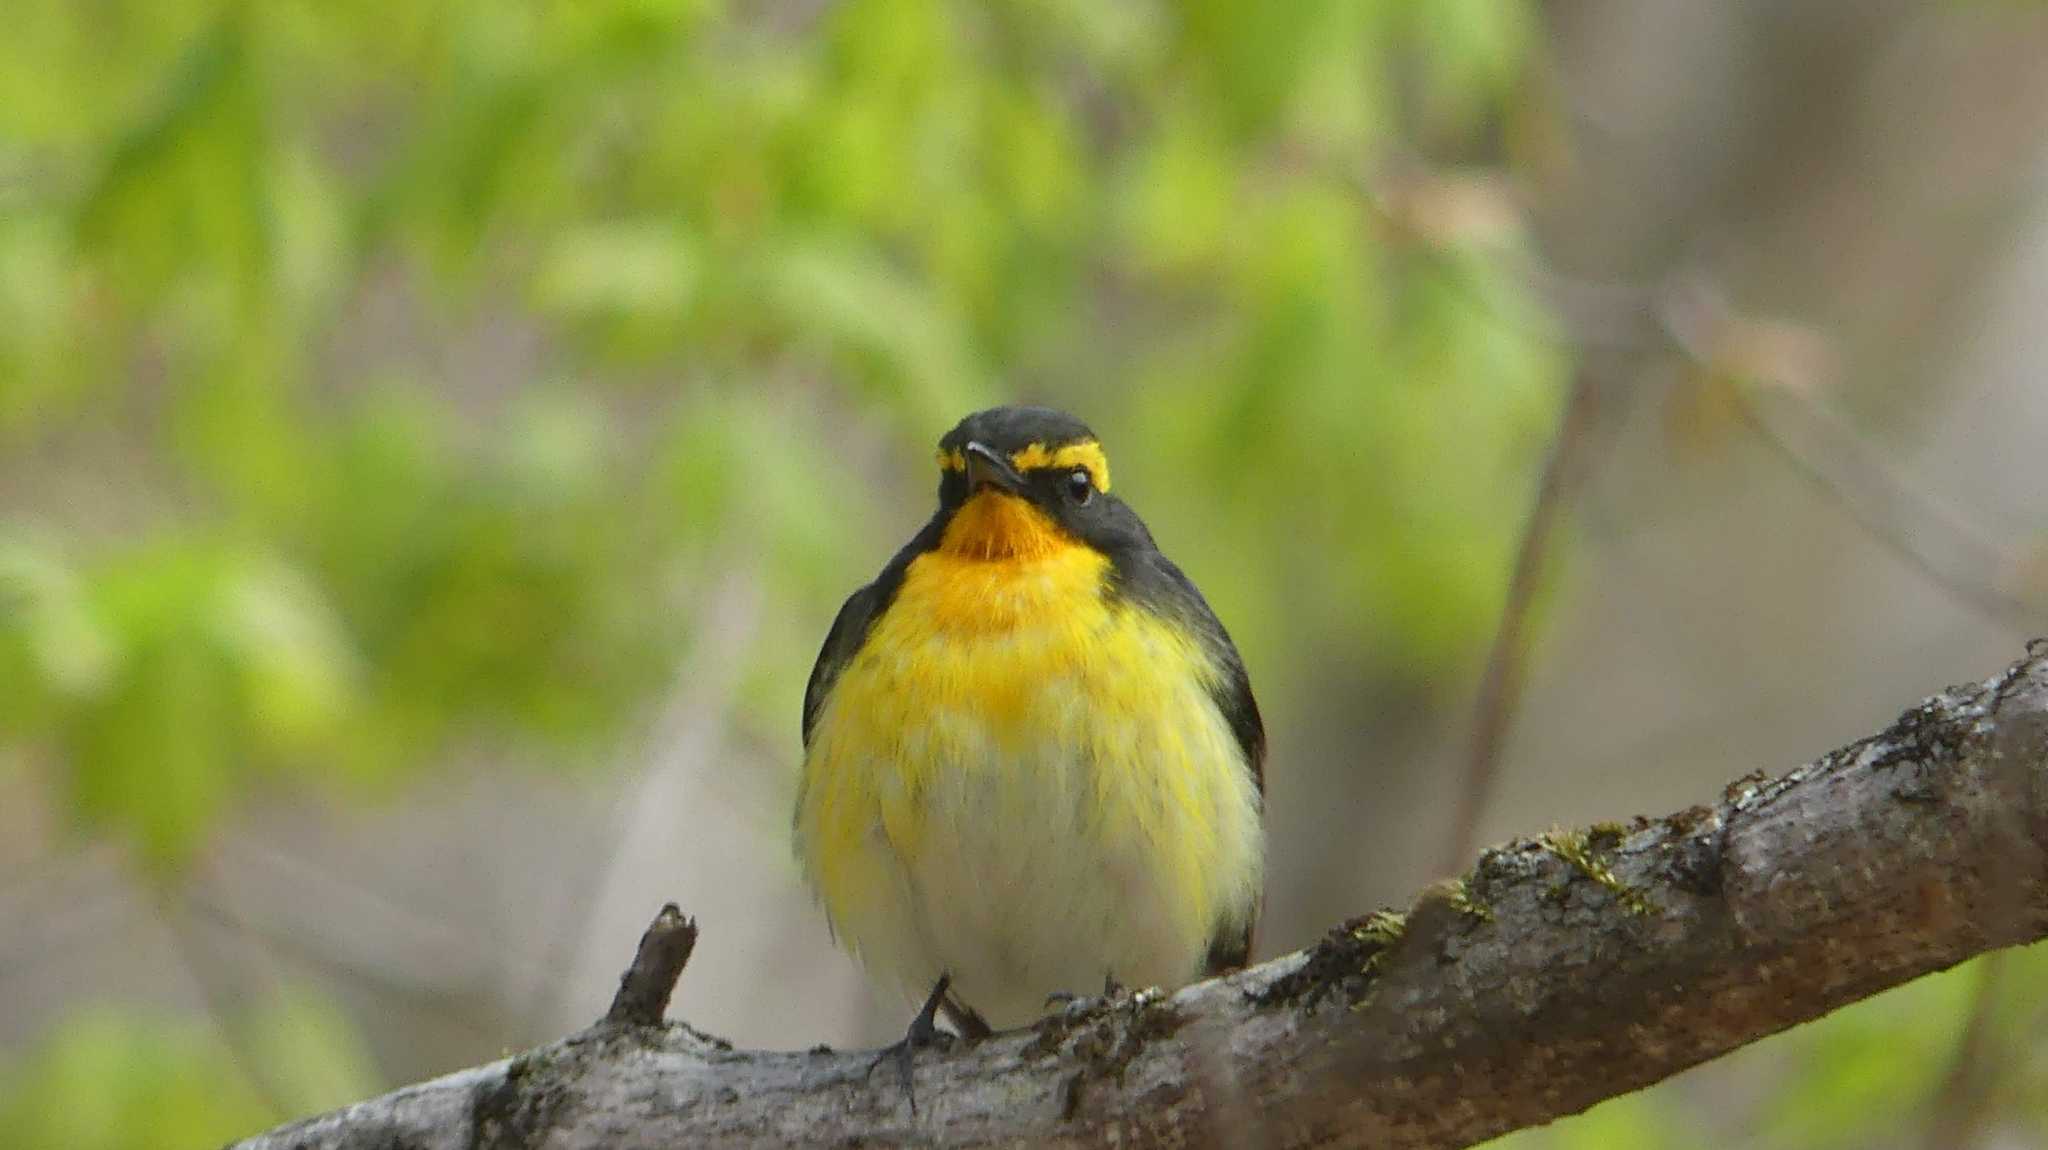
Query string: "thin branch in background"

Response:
xmin=0 ymin=871 xmax=130 ymax=986
xmin=1652 ymin=277 xmax=2042 ymax=634
xmin=186 ymin=887 xmax=511 ymax=1048
xmin=161 ymin=888 xmax=294 ymax=1120
xmin=1728 ymin=384 xmax=2038 ymax=632
xmin=1441 ymin=369 xmax=1602 ymax=875
xmin=1921 ymin=953 xmax=2009 ymax=1150
xmin=521 ymin=567 xmax=762 ymax=1038
xmin=1519 ymin=259 xmax=2039 ymax=637
xmin=511 ymin=784 xmax=644 ymax=1040
xmin=1403 ymin=238 xmax=2038 ymax=872
xmin=1354 ymin=167 xmax=2038 ymax=868
xmin=218 ymin=832 xmax=524 ymax=968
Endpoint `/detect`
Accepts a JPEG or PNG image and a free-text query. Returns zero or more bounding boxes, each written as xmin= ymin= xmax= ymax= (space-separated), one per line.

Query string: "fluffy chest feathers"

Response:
xmin=795 ymin=534 xmax=1263 ymax=1026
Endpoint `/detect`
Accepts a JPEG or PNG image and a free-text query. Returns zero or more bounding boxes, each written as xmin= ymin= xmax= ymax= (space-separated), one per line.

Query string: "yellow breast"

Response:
xmin=795 ymin=497 xmax=1262 ymax=1022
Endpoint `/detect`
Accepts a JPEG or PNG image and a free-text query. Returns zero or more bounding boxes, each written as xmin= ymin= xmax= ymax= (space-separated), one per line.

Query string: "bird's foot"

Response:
xmin=868 ymin=974 xmax=955 ymax=1114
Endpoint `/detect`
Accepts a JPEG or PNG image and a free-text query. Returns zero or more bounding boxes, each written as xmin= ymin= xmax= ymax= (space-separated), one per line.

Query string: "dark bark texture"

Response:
xmin=232 ymin=647 xmax=2048 ymax=1150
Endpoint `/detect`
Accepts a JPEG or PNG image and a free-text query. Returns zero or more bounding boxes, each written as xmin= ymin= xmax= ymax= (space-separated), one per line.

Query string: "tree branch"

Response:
xmin=600 ymin=902 xmax=697 ymax=1028
xmin=231 ymin=646 xmax=2048 ymax=1150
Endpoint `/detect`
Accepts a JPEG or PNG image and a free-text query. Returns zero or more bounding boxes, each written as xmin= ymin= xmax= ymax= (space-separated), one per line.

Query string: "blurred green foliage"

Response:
xmin=2 ymin=0 xmax=1557 ymax=1142
xmin=0 ymin=989 xmax=377 ymax=1150
xmin=1 ymin=0 xmax=1558 ymax=875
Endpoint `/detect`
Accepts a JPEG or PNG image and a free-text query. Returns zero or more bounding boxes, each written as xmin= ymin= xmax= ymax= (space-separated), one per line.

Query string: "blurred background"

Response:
xmin=4 ymin=1 xmax=2048 ymax=1147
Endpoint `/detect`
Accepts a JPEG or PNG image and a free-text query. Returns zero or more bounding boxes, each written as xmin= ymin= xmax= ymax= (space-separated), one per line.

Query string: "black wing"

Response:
xmin=1197 ymin=604 xmax=1265 ymax=801
xmin=1118 ymin=550 xmax=1265 ymax=792
xmin=802 ymin=521 xmax=943 ymax=748
xmin=1200 ymin=617 xmax=1263 ymax=974
xmin=802 ymin=581 xmax=885 ymax=749
xmin=1111 ymin=549 xmax=1265 ymax=974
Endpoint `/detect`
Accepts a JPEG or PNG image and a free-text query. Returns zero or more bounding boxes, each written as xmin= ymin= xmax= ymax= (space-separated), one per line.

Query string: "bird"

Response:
xmin=793 ymin=405 xmax=1265 ymax=1085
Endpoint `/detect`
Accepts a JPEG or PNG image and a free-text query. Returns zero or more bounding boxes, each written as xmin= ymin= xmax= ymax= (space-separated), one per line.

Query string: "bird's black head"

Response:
xmin=931 ymin=405 xmax=1156 ymax=561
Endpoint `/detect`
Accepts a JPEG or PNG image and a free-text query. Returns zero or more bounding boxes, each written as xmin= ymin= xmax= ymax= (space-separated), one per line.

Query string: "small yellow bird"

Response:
xmin=794 ymin=405 xmax=1265 ymax=1069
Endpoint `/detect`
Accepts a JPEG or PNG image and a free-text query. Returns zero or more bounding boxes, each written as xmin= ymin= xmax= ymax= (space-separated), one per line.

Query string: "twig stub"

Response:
xmin=601 ymin=902 xmax=699 ymax=1028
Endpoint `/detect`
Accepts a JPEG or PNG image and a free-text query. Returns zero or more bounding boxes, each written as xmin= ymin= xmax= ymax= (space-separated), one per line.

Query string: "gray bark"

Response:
xmin=231 ymin=646 xmax=2048 ymax=1149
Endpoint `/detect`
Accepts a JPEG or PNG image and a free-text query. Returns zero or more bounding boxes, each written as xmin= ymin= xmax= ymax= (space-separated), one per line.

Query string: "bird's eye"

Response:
xmin=1064 ymin=467 xmax=1094 ymax=505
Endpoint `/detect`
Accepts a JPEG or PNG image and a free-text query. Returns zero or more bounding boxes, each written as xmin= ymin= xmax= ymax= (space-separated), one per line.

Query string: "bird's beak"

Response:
xmin=963 ymin=441 xmax=1024 ymax=495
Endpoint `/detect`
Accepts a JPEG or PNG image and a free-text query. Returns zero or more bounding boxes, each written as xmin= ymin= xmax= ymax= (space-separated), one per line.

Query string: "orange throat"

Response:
xmin=910 ymin=492 xmax=1107 ymax=637
xmin=937 ymin=492 xmax=1073 ymax=562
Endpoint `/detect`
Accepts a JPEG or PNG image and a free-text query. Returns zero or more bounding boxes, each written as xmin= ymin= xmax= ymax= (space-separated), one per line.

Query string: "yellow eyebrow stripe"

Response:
xmin=1008 ymin=442 xmax=1109 ymax=491
xmin=936 ymin=440 xmax=1112 ymax=492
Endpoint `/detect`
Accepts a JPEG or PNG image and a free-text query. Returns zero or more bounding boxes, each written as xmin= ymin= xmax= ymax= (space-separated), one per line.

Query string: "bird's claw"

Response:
xmin=869 ymin=974 xmax=956 ymax=1113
